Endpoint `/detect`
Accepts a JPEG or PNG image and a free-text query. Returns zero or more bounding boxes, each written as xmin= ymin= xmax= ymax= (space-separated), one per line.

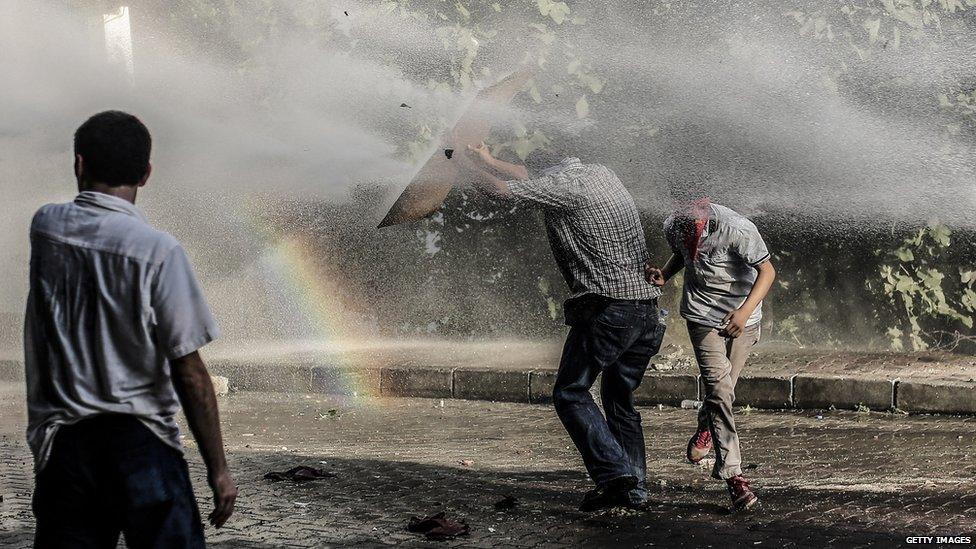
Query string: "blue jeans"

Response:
xmin=553 ymin=299 xmax=665 ymax=503
xmin=32 ymin=414 xmax=205 ymax=549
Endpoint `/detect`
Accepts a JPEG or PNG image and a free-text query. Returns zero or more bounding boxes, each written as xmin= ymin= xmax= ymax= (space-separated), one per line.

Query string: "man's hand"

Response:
xmin=645 ymin=264 xmax=667 ymax=286
xmin=208 ymin=468 xmax=238 ymax=528
xmin=171 ymin=351 xmax=236 ymax=528
xmin=456 ymin=139 xmax=528 ymax=180
xmin=718 ymin=308 xmax=751 ymax=338
xmin=719 ymin=260 xmax=775 ymax=338
xmin=467 ymin=141 xmax=493 ymax=164
xmin=453 ymin=145 xmax=513 ymax=198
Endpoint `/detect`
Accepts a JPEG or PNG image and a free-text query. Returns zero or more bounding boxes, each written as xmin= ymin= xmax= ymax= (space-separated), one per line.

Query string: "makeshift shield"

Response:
xmin=378 ymin=69 xmax=532 ymax=228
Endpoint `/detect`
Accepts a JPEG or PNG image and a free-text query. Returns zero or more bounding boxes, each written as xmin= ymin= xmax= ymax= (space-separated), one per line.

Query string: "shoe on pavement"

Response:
xmin=578 ymin=475 xmax=639 ymax=512
xmin=726 ymin=475 xmax=758 ymax=511
xmin=686 ymin=429 xmax=713 ymax=464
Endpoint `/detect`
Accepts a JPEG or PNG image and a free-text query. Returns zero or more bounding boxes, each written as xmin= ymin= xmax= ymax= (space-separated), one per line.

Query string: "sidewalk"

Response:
xmin=121 ymin=338 xmax=976 ymax=415
xmin=3 ymin=339 xmax=975 ymax=414
xmin=3 ymin=383 xmax=976 ymax=548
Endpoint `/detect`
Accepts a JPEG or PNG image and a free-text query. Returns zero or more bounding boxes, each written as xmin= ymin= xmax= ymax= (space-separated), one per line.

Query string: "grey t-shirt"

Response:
xmin=24 ymin=191 xmax=219 ymax=470
xmin=664 ymin=203 xmax=770 ymax=328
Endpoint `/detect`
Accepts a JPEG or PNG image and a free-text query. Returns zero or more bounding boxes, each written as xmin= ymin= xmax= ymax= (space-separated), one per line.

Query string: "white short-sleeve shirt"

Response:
xmin=25 ymin=191 xmax=219 ymax=470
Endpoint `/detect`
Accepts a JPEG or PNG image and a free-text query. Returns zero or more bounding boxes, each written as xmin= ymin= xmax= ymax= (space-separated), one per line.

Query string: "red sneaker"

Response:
xmin=686 ymin=429 xmax=712 ymax=464
xmin=726 ymin=475 xmax=758 ymax=511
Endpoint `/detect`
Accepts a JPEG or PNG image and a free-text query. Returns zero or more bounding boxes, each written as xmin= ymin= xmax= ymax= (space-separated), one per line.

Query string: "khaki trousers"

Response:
xmin=687 ymin=321 xmax=760 ymax=480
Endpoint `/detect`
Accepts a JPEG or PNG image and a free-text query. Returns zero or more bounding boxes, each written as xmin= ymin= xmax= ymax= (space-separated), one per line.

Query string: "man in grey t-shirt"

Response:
xmin=25 ymin=111 xmax=236 ymax=546
xmin=648 ymin=198 xmax=776 ymax=512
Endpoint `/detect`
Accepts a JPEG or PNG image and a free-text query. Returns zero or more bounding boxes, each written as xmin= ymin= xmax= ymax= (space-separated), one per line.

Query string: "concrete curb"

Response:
xmin=738 ymin=375 xmax=794 ymax=409
xmin=636 ymin=373 xmax=697 ymax=406
xmin=210 ymin=359 xmax=317 ymax=393
xmin=454 ymin=368 xmax=529 ymax=403
xmin=528 ymin=370 xmax=556 ymax=404
xmin=312 ymin=365 xmax=380 ymax=396
xmin=897 ymin=379 xmax=976 ymax=415
xmin=696 ymin=374 xmax=794 ymax=409
xmin=4 ymin=359 xmax=976 ymax=415
xmin=379 ymin=366 xmax=453 ymax=398
xmin=793 ymin=374 xmax=894 ymax=411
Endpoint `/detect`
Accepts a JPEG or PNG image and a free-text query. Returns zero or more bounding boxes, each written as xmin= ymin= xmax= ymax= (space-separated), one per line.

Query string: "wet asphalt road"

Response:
xmin=2 ymin=383 xmax=975 ymax=548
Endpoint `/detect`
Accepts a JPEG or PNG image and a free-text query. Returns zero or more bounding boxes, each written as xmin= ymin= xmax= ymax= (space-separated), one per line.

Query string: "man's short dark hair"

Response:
xmin=74 ymin=111 xmax=151 ymax=187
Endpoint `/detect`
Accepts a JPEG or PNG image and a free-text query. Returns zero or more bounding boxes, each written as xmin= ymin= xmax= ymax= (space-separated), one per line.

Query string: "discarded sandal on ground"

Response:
xmin=264 ymin=466 xmax=336 ymax=482
xmin=407 ymin=512 xmax=470 ymax=540
xmin=494 ymin=494 xmax=519 ymax=510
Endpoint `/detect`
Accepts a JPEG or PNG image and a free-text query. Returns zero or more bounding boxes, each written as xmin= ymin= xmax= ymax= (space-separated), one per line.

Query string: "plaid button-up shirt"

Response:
xmin=508 ymin=157 xmax=661 ymax=301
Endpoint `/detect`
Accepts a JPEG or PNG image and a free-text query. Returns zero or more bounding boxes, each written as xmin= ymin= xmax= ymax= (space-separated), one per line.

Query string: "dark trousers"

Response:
xmin=33 ymin=415 xmax=205 ymax=549
xmin=553 ymin=299 xmax=665 ymax=502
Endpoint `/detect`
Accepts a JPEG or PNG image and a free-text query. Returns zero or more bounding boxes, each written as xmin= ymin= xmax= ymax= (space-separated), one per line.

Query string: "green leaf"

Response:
xmin=887 ymin=327 xmax=904 ymax=351
xmin=575 ymin=95 xmax=589 ymax=118
xmin=512 ymin=120 xmax=528 ymax=138
xmin=537 ymin=277 xmax=550 ymax=293
xmin=894 ymin=276 xmax=917 ymax=293
xmin=864 ymin=18 xmax=881 ymax=44
xmin=548 ymin=1 xmax=570 ymax=24
xmin=940 ymin=0 xmax=965 ymax=13
xmin=579 ymin=72 xmax=604 ymax=93
xmin=927 ymin=222 xmax=951 ymax=247
xmin=547 ymin=297 xmax=559 ymax=320
xmin=962 ymin=288 xmax=976 ymax=311
xmin=528 ymin=80 xmax=542 ymax=103
xmin=454 ymin=1 xmax=469 ymax=20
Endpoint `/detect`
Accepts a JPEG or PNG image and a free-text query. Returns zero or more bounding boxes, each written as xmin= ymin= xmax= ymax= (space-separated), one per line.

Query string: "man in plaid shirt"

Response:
xmin=458 ymin=142 xmax=665 ymax=511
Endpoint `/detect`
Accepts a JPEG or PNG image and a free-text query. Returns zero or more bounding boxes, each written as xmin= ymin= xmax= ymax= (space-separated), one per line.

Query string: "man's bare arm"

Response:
xmin=171 ymin=351 xmax=237 ymax=528
xmin=456 ymin=149 xmax=514 ymax=198
xmin=720 ymin=260 xmax=776 ymax=338
xmin=646 ymin=253 xmax=685 ymax=286
xmin=741 ymin=260 xmax=776 ymax=314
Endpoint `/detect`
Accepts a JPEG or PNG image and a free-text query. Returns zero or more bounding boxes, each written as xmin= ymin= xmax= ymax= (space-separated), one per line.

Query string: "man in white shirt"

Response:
xmin=25 ymin=111 xmax=237 ymax=547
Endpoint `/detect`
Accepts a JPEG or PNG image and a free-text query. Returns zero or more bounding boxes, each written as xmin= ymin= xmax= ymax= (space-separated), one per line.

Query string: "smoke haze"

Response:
xmin=1 ymin=1 xmax=973 ymax=348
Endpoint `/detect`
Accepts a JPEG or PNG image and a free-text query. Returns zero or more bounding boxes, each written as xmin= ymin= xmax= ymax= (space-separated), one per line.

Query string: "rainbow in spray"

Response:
xmin=256 ymin=230 xmax=383 ymax=401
